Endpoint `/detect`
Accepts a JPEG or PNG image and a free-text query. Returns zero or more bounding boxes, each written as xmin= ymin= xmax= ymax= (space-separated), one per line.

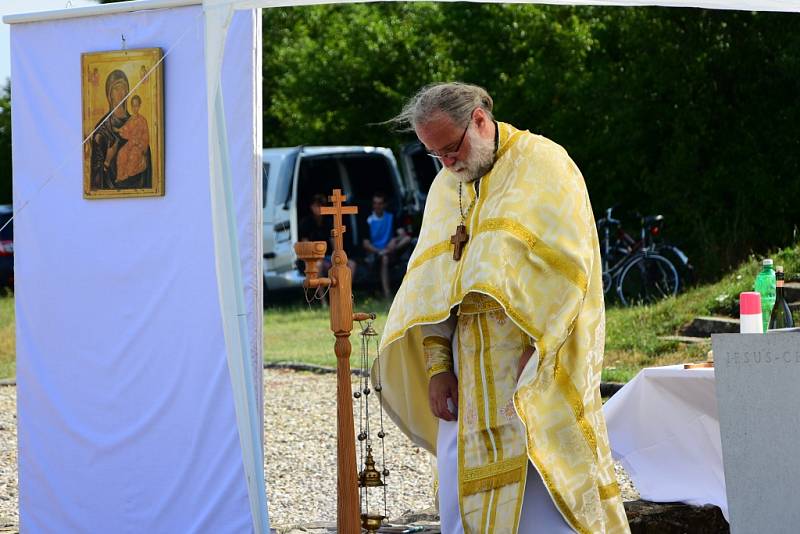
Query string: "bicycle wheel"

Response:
xmin=656 ymin=244 xmax=694 ymax=288
xmin=601 ymin=246 xmax=630 ymax=296
xmin=616 ymin=253 xmax=679 ymax=306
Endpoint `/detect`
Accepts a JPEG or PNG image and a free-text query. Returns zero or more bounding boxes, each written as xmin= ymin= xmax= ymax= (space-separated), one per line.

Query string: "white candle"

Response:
xmin=739 ymin=291 xmax=763 ymax=334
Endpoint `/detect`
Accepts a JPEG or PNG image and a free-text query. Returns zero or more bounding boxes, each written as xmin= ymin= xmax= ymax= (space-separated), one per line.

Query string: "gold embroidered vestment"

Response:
xmin=374 ymin=123 xmax=630 ymax=533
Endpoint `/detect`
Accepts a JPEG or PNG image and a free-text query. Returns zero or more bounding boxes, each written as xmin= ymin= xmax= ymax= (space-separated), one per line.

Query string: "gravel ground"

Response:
xmin=0 ymin=385 xmax=17 ymax=529
xmin=265 ymin=369 xmax=436 ymax=529
xmin=0 ymin=370 xmax=639 ymax=530
xmin=264 ymin=369 xmax=639 ymax=528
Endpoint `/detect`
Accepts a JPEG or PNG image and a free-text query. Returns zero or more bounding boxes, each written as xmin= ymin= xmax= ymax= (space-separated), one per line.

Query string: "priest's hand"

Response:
xmin=429 ymin=371 xmax=459 ymax=421
xmin=517 ymin=345 xmax=535 ymax=381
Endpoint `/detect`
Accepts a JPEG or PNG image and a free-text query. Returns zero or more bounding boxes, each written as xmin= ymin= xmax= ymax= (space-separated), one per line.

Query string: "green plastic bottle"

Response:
xmin=753 ymin=258 xmax=776 ymax=333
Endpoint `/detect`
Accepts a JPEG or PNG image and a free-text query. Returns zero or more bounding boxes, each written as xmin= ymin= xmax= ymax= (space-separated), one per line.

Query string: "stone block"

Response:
xmin=624 ymin=500 xmax=729 ymax=533
xmin=681 ymin=316 xmax=740 ymax=337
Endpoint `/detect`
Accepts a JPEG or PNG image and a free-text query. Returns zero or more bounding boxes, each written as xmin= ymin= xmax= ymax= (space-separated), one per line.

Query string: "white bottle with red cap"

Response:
xmin=740 ymin=291 xmax=763 ymax=333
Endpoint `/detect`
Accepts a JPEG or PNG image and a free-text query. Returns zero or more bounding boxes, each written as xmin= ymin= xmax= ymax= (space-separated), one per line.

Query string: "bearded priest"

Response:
xmin=373 ymin=82 xmax=630 ymax=534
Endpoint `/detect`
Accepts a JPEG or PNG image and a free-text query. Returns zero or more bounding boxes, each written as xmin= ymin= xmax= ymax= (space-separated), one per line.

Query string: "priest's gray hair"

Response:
xmin=389 ymin=82 xmax=494 ymax=132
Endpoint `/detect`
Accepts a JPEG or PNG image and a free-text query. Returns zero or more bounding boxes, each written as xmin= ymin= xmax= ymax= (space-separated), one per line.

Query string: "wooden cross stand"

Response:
xmin=294 ymin=189 xmax=368 ymax=534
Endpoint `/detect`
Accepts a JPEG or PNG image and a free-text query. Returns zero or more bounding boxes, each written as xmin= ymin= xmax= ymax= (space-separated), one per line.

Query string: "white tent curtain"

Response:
xmin=198 ymin=0 xmax=799 ymax=531
xmin=7 ymin=3 xmax=262 ymax=531
xmin=203 ymin=3 xmax=269 ymax=534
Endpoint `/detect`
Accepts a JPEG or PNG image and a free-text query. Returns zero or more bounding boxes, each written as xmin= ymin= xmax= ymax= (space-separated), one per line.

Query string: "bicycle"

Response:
xmin=642 ymin=216 xmax=695 ymax=287
xmin=613 ymin=210 xmax=695 ymax=288
xmin=597 ymin=206 xmax=681 ymax=306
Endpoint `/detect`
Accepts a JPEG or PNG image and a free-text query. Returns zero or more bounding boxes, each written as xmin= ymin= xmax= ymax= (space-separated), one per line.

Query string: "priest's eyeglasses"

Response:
xmin=426 ymin=120 xmax=471 ymax=161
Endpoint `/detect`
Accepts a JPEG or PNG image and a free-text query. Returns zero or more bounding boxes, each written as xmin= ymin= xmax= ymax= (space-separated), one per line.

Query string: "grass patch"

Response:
xmin=0 ymin=244 xmax=797 ymax=383
xmin=602 ymin=244 xmax=800 ymax=382
xmin=0 ymin=295 xmax=14 ymax=380
xmin=264 ymin=295 xmax=393 ymax=368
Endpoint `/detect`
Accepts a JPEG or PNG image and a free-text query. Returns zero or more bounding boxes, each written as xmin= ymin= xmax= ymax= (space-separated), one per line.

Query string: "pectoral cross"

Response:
xmin=450 ymin=224 xmax=469 ymax=261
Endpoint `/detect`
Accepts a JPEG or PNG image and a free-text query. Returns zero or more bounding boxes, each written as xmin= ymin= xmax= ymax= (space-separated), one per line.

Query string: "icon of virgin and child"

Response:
xmin=89 ymin=69 xmax=152 ymax=190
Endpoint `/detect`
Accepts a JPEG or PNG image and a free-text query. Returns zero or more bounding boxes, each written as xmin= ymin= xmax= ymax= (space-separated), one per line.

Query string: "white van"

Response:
xmin=262 ymin=145 xmax=438 ymax=295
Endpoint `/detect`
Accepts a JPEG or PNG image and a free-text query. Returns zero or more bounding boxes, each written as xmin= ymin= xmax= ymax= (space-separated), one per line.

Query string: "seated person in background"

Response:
xmin=299 ymin=193 xmax=357 ymax=282
xmin=362 ymin=192 xmax=411 ymax=299
xmin=299 ymin=194 xmax=333 ymax=246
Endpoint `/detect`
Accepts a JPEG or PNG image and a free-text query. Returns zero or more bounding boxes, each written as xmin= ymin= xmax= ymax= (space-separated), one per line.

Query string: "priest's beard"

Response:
xmin=452 ymin=128 xmax=496 ymax=182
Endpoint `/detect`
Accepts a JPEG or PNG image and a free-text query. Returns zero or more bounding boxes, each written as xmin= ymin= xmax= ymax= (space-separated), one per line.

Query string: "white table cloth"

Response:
xmin=603 ymin=365 xmax=728 ymax=520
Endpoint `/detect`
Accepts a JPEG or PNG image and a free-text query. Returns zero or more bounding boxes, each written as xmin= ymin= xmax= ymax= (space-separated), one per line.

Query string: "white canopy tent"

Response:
xmin=4 ymin=0 xmax=799 ymax=532
xmin=5 ymin=2 xmax=268 ymax=533
xmin=202 ymin=3 xmax=799 ymax=533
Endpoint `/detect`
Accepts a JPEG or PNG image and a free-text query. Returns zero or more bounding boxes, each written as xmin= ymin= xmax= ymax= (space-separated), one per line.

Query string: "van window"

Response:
xmin=341 ymin=154 xmax=401 ymax=257
xmin=297 ymin=156 xmax=346 ymax=220
xmin=262 ymin=163 xmax=270 ymax=208
xmin=409 ymin=150 xmax=439 ymax=196
xmin=342 ymin=155 xmax=401 ymax=217
xmin=274 ymin=152 xmax=298 ymax=210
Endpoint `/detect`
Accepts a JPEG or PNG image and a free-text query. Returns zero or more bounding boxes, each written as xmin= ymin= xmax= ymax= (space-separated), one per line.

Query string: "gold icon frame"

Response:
xmin=81 ymin=48 xmax=164 ymax=199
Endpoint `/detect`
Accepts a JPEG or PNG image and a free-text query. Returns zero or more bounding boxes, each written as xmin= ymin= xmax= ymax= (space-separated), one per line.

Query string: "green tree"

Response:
xmin=262 ymin=3 xmax=597 ymax=148
xmin=263 ymin=4 xmax=799 ymax=279
xmin=263 ymin=3 xmax=461 ymax=147
xmin=0 ymin=82 xmax=11 ymax=204
xmin=562 ymin=8 xmax=800 ymax=276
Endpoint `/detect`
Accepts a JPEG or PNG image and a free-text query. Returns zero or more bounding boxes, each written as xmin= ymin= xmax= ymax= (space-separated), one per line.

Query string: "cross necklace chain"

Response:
xmin=450 ymin=180 xmax=476 ymax=261
xmin=449 ymin=119 xmax=498 ymax=261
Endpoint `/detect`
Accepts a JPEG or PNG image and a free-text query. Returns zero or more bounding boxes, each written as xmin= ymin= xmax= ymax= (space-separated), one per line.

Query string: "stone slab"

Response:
xmin=712 ymin=331 xmax=800 ymax=534
xmin=283 ymin=501 xmax=729 ymax=533
xmin=624 ymin=500 xmax=728 ymax=534
xmin=682 ymin=316 xmax=740 ymax=337
xmin=601 ymin=382 xmax=625 ymax=398
xmin=659 ymin=335 xmax=711 ymax=344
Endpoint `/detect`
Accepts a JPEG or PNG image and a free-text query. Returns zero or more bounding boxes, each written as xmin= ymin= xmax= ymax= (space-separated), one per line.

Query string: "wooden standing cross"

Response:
xmin=302 ymin=189 xmax=360 ymax=533
xmin=450 ymin=224 xmax=469 ymax=261
xmin=320 ymin=189 xmax=358 ymax=260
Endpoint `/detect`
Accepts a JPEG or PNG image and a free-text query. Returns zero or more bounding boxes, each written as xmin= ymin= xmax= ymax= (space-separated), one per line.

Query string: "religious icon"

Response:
xmin=81 ymin=48 xmax=164 ymax=199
